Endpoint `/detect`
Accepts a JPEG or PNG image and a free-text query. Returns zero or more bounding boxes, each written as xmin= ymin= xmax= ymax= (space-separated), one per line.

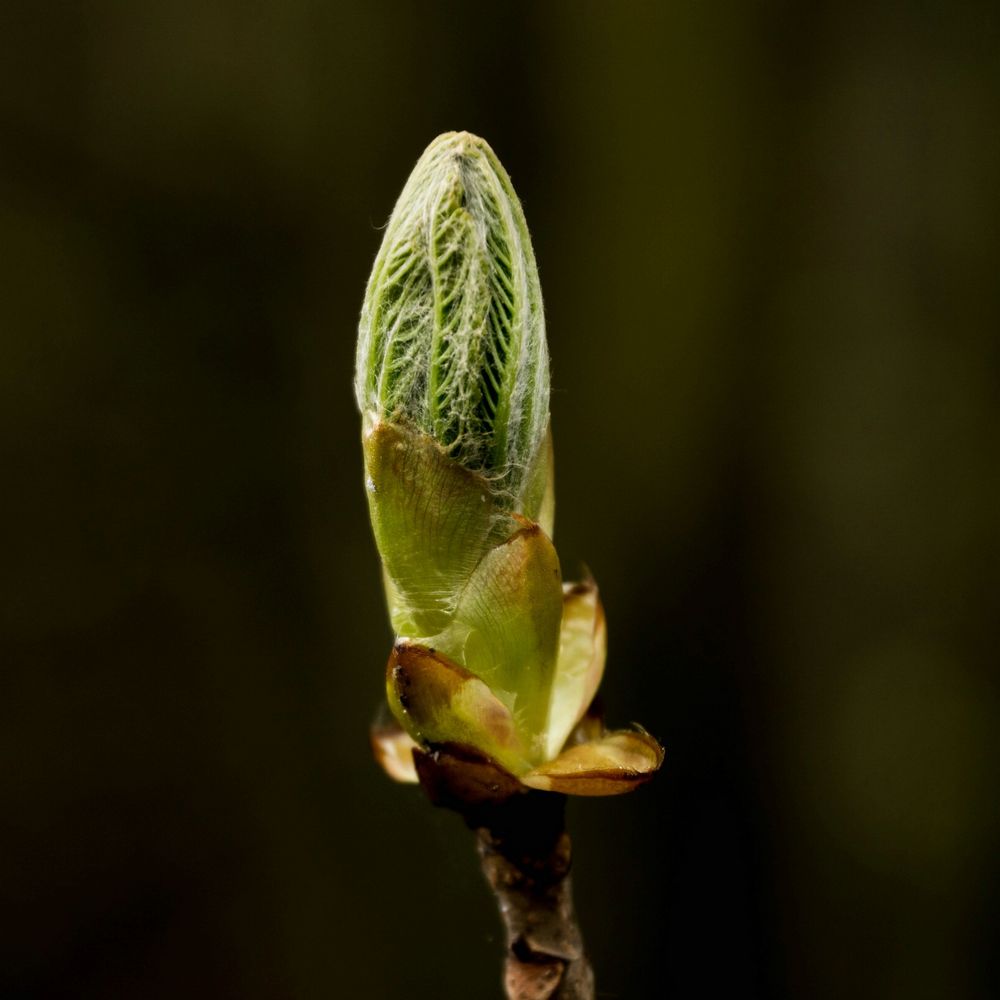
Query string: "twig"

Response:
xmin=414 ymin=744 xmax=595 ymax=1000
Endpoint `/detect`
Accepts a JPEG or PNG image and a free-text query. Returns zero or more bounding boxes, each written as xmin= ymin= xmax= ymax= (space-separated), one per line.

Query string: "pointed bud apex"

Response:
xmin=355 ymin=131 xmax=549 ymax=508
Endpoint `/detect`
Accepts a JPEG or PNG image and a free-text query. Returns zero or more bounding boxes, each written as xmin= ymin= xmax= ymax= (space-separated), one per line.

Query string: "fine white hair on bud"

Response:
xmin=355 ymin=131 xmax=549 ymax=508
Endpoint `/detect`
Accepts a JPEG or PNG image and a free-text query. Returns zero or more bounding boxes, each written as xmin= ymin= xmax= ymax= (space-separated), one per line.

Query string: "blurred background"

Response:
xmin=2 ymin=2 xmax=998 ymax=997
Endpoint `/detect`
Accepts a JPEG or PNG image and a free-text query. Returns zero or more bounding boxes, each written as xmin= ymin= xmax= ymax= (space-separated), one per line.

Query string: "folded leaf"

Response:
xmin=521 ymin=729 xmax=664 ymax=796
xmin=519 ymin=428 xmax=555 ymax=537
xmin=363 ymin=421 xmax=510 ymax=637
xmin=436 ymin=520 xmax=563 ymax=755
xmin=544 ymin=580 xmax=607 ymax=759
xmin=370 ymin=705 xmax=420 ymax=784
xmin=386 ymin=642 xmax=532 ymax=775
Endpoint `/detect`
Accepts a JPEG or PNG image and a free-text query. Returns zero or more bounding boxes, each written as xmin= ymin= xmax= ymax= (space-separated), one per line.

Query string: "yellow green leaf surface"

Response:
xmin=363 ymin=420 xmax=506 ymax=637
xmin=544 ymin=580 xmax=607 ymax=759
xmin=522 ymin=729 xmax=664 ymax=796
xmin=435 ymin=520 xmax=563 ymax=755
xmin=386 ymin=642 xmax=533 ymax=776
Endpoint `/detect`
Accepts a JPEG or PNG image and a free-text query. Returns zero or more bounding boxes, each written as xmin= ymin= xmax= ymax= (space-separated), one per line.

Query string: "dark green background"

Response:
xmin=2 ymin=2 xmax=997 ymax=997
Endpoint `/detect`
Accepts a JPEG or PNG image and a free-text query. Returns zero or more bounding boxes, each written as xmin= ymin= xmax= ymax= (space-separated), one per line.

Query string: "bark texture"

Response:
xmin=414 ymin=744 xmax=594 ymax=1000
xmin=477 ymin=821 xmax=593 ymax=999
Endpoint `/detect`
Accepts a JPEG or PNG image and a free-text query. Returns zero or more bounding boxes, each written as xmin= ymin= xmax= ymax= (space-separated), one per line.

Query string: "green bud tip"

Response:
xmin=355 ymin=131 xmax=549 ymax=508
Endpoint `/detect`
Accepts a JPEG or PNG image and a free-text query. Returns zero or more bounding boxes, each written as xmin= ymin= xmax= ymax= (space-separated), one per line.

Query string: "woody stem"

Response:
xmin=413 ymin=746 xmax=594 ymax=999
xmin=475 ymin=794 xmax=594 ymax=1000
